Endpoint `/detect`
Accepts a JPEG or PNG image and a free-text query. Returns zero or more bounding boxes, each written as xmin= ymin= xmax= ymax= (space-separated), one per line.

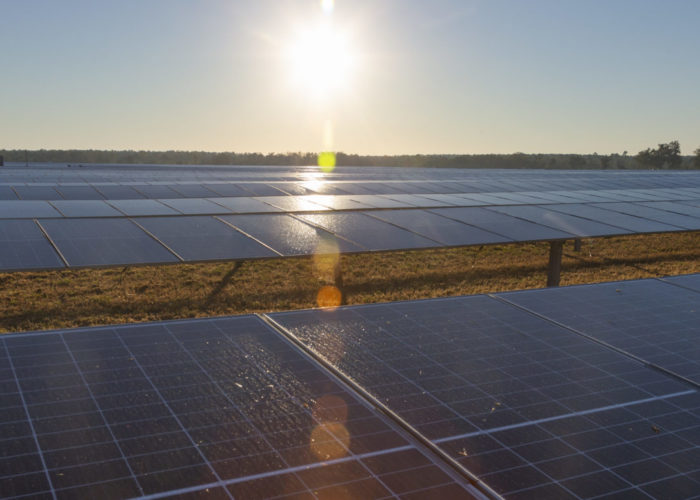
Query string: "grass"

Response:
xmin=1 ymin=232 xmax=699 ymax=333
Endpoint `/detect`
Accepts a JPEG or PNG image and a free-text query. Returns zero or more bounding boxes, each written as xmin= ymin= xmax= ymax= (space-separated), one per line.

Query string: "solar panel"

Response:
xmin=201 ymin=184 xmax=257 ymax=197
xmin=0 ymin=219 xmax=64 ymax=271
xmin=640 ymin=201 xmax=700 ymax=219
xmin=298 ymin=212 xmax=440 ymax=251
xmin=206 ymin=197 xmax=283 ymax=214
xmin=0 ymin=186 xmax=19 ymax=200
xmin=94 ymin=185 xmax=146 ymax=200
xmin=0 ymin=316 xmax=479 ymax=499
xmin=253 ymin=196 xmax=331 ymax=212
xmin=168 ymin=184 xmax=219 ymax=198
xmin=37 ymin=218 xmax=179 ymax=267
xmin=0 ymin=201 xmax=62 ymax=219
xmin=135 ymin=216 xmax=279 ymax=261
xmin=105 ymin=200 xmax=179 ymax=217
xmin=544 ymin=204 xmax=679 ymax=233
xmin=661 ymin=273 xmax=700 ymax=293
xmin=236 ymin=183 xmax=287 ymax=197
xmin=269 ymin=293 xmax=699 ymax=498
xmin=429 ymin=207 xmax=572 ymax=241
xmin=487 ymin=205 xmax=628 ymax=237
xmin=132 ymin=185 xmax=184 ymax=199
xmin=367 ymin=209 xmax=511 ymax=246
xmin=219 ymin=214 xmax=364 ymax=256
xmin=49 ymin=200 xmax=123 ymax=218
xmin=158 ymin=198 xmax=230 ymax=215
xmin=497 ymin=278 xmax=700 ymax=386
xmin=13 ymin=186 xmax=62 ymax=201
xmin=53 ymin=186 xmax=105 ymax=200
xmin=592 ymin=203 xmax=700 ymax=230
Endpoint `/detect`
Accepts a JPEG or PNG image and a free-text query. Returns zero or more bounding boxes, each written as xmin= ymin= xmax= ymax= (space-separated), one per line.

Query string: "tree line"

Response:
xmin=1 ymin=142 xmax=699 ymax=169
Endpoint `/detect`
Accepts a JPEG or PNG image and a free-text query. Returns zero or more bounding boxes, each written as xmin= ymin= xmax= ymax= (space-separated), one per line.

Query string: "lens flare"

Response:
xmin=321 ymin=0 xmax=334 ymax=14
xmin=312 ymin=394 xmax=349 ymax=422
xmin=317 ymin=285 xmax=342 ymax=308
xmin=317 ymin=152 xmax=336 ymax=173
xmin=310 ymin=422 xmax=350 ymax=460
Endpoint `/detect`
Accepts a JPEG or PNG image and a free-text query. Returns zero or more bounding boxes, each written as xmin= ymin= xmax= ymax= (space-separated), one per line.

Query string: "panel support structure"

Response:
xmin=547 ymin=240 xmax=563 ymax=287
xmin=573 ymin=238 xmax=582 ymax=252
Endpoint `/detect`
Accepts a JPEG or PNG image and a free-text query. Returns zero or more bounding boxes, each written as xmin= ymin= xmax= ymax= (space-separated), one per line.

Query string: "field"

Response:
xmin=1 ymin=232 xmax=699 ymax=333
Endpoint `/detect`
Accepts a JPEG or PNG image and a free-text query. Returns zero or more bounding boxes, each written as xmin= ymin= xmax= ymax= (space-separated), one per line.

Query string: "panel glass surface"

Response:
xmin=0 ymin=316 xmax=476 ymax=499
xmin=0 ymin=219 xmax=64 ymax=270
xmin=640 ymin=201 xmax=700 ymax=219
xmin=94 ymin=185 xmax=146 ymax=199
xmin=488 ymin=205 xmax=628 ymax=237
xmin=661 ymin=273 xmax=700 ymax=293
xmin=0 ymin=201 xmax=63 ymax=219
xmin=271 ymin=293 xmax=699 ymax=498
xmin=167 ymin=184 xmax=219 ymax=198
xmin=499 ymin=279 xmax=700 ymax=385
xmin=54 ymin=186 xmax=105 ymax=200
xmin=219 ymin=214 xmax=364 ymax=256
xmin=236 ymin=183 xmax=287 ymax=196
xmin=207 ymin=197 xmax=283 ymax=214
xmin=544 ymin=204 xmax=677 ymax=233
xmin=299 ymin=212 xmax=440 ymax=251
xmin=368 ymin=209 xmax=510 ymax=246
xmin=13 ymin=186 xmax=62 ymax=200
xmin=106 ymin=199 xmax=179 ymax=216
xmin=0 ymin=186 xmax=19 ymax=200
xmin=158 ymin=198 xmax=229 ymax=215
xmin=592 ymin=203 xmax=700 ymax=230
xmin=38 ymin=218 xmax=179 ymax=266
xmin=136 ymin=216 xmax=278 ymax=260
xmin=50 ymin=200 xmax=123 ymax=218
xmin=343 ymin=195 xmax=415 ymax=208
xmin=132 ymin=185 xmax=183 ymax=199
xmin=253 ymin=196 xmax=331 ymax=212
xmin=430 ymin=207 xmax=572 ymax=241
xmin=202 ymin=184 xmax=258 ymax=197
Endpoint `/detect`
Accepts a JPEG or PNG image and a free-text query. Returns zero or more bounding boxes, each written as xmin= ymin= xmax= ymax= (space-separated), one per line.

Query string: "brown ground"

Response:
xmin=1 ymin=232 xmax=699 ymax=333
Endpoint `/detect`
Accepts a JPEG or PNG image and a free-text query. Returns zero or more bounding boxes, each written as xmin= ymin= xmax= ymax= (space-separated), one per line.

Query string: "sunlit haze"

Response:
xmin=1 ymin=0 xmax=699 ymax=155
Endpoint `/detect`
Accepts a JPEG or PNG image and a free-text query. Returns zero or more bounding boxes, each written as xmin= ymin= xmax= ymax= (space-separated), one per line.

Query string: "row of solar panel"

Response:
xmin=2 ymin=180 xmax=700 ymax=201
xmin=1 ymin=274 xmax=698 ymax=498
xmin=2 ymin=188 xmax=700 ymax=220
xmin=4 ymin=163 xmax=700 ymax=190
xmin=3 ymin=201 xmax=700 ymax=272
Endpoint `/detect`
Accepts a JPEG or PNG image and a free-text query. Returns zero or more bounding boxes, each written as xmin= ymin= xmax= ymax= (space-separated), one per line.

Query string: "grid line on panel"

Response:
xmin=1 ymin=340 xmax=57 ymax=500
xmin=204 ymin=320 xmax=407 ymax=499
xmin=128 ymin=219 xmax=185 ymax=262
xmin=491 ymin=294 xmax=700 ymax=391
xmin=109 ymin=328 xmax=231 ymax=497
xmin=57 ymin=334 xmax=145 ymax=497
xmin=433 ymin=389 xmax=696 ymax=445
xmin=259 ymin=314 xmax=502 ymax=500
xmin=658 ymin=275 xmax=700 ymax=294
xmin=32 ymin=220 xmax=69 ymax=268
xmin=213 ymin=216 xmax=284 ymax=257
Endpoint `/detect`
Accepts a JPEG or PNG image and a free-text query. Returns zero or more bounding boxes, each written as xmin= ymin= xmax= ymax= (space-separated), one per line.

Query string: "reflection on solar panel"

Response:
xmin=270 ymin=277 xmax=700 ymax=498
xmin=0 ymin=316 xmax=479 ymax=499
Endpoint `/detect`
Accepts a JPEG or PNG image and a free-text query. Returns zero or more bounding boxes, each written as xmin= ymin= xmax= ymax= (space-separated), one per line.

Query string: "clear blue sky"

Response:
xmin=1 ymin=0 xmax=699 ymax=155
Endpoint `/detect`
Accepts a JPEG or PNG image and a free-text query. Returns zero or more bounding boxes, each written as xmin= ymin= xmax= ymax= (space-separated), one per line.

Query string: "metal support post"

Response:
xmin=573 ymin=238 xmax=581 ymax=252
xmin=547 ymin=241 xmax=563 ymax=287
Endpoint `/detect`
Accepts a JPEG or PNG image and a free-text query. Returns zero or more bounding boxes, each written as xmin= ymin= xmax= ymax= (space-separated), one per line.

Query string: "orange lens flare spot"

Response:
xmin=310 ymin=422 xmax=350 ymax=460
xmin=317 ymin=285 xmax=342 ymax=308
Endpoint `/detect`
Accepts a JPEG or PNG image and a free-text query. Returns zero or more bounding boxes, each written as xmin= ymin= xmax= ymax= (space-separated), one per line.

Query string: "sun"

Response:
xmin=285 ymin=21 xmax=355 ymax=100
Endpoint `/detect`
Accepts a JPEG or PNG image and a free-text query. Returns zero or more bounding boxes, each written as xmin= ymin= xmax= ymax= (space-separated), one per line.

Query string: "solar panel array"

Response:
xmin=1 ymin=163 xmax=700 ymax=272
xmin=2 ymin=274 xmax=699 ymax=499
xmin=269 ymin=274 xmax=700 ymax=498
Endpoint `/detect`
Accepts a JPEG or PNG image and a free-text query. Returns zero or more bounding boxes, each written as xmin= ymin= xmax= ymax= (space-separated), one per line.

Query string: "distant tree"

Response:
xmin=636 ymin=140 xmax=681 ymax=169
xmin=695 ymin=147 xmax=700 ymax=168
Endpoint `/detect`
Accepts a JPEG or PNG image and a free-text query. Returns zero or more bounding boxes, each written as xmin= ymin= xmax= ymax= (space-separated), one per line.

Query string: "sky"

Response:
xmin=1 ymin=0 xmax=699 ymax=155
